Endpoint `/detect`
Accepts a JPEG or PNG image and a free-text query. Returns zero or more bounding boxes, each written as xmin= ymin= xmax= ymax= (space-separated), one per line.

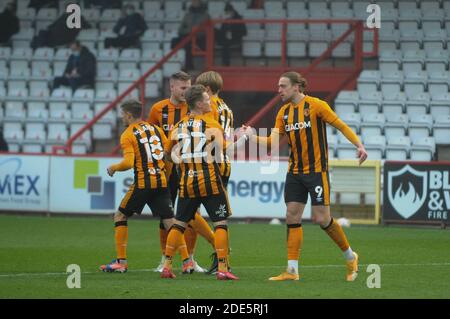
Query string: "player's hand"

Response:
xmin=356 ymin=144 xmax=368 ymax=165
xmin=107 ymin=166 xmax=115 ymax=177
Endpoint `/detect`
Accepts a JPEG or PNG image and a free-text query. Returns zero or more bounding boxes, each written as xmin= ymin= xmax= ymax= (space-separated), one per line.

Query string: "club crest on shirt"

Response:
xmin=304 ymin=109 xmax=310 ymax=117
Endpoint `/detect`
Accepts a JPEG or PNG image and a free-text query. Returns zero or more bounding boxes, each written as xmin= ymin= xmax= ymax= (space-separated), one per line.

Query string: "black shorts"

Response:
xmin=168 ymin=165 xmax=180 ymax=206
xmin=284 ymin=171 xmax=330 ymax=206
xmin=221 ymin=174 xmax=230 ymax=188
xmin=119 ymin=185 xmax=174 ymax=218
xmin=176 ymin=192 xmax=231 ymax=223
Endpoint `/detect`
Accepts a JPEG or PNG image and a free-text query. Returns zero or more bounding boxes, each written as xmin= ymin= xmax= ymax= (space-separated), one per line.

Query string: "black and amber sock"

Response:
xmin=214 ymin=225 xmax=229 ymax=272
xmin=159 ymin=221 xmax=168 ymax=255
xmin=287 ymin=224 xmax=303 ymax=261
xmin=114 ymin=221 xmax=128 ymax=260
xmin=322 ymin=218 xmax=350 ymax=252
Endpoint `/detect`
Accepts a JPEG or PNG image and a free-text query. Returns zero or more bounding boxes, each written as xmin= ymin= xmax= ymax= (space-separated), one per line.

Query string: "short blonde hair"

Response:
xmin=195 ymin=71 xmax=223 ymax=94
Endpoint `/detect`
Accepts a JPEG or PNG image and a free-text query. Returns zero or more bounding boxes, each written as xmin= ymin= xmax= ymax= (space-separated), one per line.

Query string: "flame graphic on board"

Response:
xmin=391 ymin=182 xmax=423 ymax=219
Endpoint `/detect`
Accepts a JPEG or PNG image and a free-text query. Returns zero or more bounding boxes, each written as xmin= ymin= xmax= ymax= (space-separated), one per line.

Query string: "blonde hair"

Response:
xmin=195 ymin=71 xmax=223 ymax=94
xmin=281 ymin=71 xmax=307 ymax=93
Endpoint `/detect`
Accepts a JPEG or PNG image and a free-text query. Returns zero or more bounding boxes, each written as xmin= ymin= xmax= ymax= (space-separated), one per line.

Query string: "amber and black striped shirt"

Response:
xmin=148 ymin=98 xmax=188 ymax=137
xmin=116 ymin=121 xmax=168 ymax=189
xmin=273 ymin=96 xmax=358 ymax=174
xmin=168 ymin=114 xmax=226 ymax=198
xmin=207 ymin=95 xmax=234 ymax=178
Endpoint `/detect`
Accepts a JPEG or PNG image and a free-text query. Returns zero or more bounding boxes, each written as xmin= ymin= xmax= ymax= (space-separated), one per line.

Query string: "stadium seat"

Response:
xmin=433 ymin=116 xmax=450 ymax=144
xmin=358 ymin=91 xmax=381 ymax=114
xmin=430 ymin=93 xmax=450 ymax=121
xmin=403 ymin=71 xmax=427 ymax=97
xmin=410 ymin=137 xmax=436 ymax=161
xmin=72 ymin=89 xmax=95 ymax=104
xmin=49 ymin=102 xmax=71 ymax=124
xmin=94 ymin=89 xmax=118 ymax=104
xmin=47 ymin=123 xmax=68 ymax=144
xmin=363 ymin=135 xmax=386 ymax=160
xmin=27 ymin=102 xmax=48 ymax=123
xmin=242 ymin=41 xmax=262 ymax=57
xmin=360 ymin=113 xmax=385 ymax=139
xmin=336 ymin=132 xmax=362 ymax=159
xmin=287 ymin=42 xmax=307 ymax=58
xmin=97 ymin=68 xmax=118 ymax=84
xmin=32 ymin=47 xmax=54 ymax=62
xmin=402 ymin=50 xmax=426 ymax=75
xmin=405 ymin=93 xmax=431 ymax=116
xmin=142 ymin=49 xmax=163 ymax=62
xmin=3 ymin=122 xmax=24 ymax=152
xmin=11 ymin=29 xmax=35 ymax=47
xmin=384 ymin=114 xmax=409 ymax=140
xmin=4 ymin=101 xmax=26 ymax=122
xmin=408 ymin=114 xmax=433 ymax=143
xmin=335 ymin=90 xmax=359 ymax=109
xmin=69 ymin=124 xmax=91 ymax=154
xmin=23 ymin=122 xmax=46 ymax=153
xmin=357 ymin=70 xmax=380 ymax=94
xmin=385 ymin=136 xmax=411 ymax=160
xmin=50 ymin=88 xmax=72 ymax=103
xmin=7 ymin=87 xmax=28 ymax=102
xmin=71 ymin=104 xmax=93 ymax=126
xmin=264 ymin=41 xmax=282 ymax=57
xmin=379 ymin=50 xmax=402 ymax=73
xmin=29 ymin=87 xmax=50 ymax=103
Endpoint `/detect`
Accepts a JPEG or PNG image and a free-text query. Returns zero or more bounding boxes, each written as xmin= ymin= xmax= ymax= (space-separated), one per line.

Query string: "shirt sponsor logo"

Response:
xmin=285 ymin=121 xmax=311 ymax=132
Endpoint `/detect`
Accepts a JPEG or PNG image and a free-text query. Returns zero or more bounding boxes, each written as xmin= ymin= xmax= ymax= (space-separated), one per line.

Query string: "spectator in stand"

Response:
xmin=171 ymin=0 xmax=210 ymax=70
xmin=31 ymin=12 xmax=91 ymax=49
xmin=28 ymin=0 xmax=58 ymax=10
xmin=0 ymin=129 xmax=8 ymax=152
xmin=53 ymin=40 xmax=97 ymax=92
xmin=0 ymin=1 xmax=20 ymax=44
xmin=215 ymin=3 xmax=247 ymax=66
xmin=250 ymin=0 xmax=264 ymax=9
xmin=104 ymin=3 xmax=147 ymax=49
xmin=83 ymin=0 xmax=122 ymax=9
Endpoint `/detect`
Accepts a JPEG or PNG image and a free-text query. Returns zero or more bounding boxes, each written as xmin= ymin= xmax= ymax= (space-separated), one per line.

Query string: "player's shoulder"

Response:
xmin=204 ymin=115 xmax=223 ymax=130
xmin=306 ymin=95 xmax=329 ymax=108
xmin=150 ymin=98 xmax=170 ymax=111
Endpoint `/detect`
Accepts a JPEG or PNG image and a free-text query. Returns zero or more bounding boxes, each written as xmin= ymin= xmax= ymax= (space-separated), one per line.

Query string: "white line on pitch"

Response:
xmin=1 ymin=262 xmax=450 ymax=278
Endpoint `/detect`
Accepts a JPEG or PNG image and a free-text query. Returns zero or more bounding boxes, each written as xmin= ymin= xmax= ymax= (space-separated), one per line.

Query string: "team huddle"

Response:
xmin=100 ymin=70 xmax=368 ymax=282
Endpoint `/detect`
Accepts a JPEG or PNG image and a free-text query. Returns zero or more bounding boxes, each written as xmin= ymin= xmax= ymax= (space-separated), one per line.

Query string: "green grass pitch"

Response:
xmin=0 ymin=214 xmax=449 ymax=299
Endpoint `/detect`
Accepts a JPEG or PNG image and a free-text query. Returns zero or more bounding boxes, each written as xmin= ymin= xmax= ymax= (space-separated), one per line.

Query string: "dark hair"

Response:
xmin=195 ymin=71 xmax=223 ymax=94
xmin=281 ymin=71 xmax=307 ymax=93
xmin=71 ymin=40 xmax=81 ymax=48
xmin=120 ymin=99 xmax=142 ymax=119
xmin=170 ymin=71 xmax=191 ymax=82
xmin=185 ymin=84 xmax=207 ymax=111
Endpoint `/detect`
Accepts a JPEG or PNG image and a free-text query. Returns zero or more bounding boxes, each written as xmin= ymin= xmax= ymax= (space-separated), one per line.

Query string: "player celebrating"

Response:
xmin=246 ymin=71 xmax=367 ymax=282
xmin=195 ymin=71 xmax=234 ymax=274
xmin=148 ymin=71 xmax=216 ymax=273
xmin=100 ymin=100 xmax=189 ymax=273
xmin=160 ymin=84 xmax=250 ymax=280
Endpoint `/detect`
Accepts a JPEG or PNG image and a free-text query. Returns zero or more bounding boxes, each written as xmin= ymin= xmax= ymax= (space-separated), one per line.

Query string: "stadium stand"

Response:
xmin=0 ymin=0 xmax=449 ymax=158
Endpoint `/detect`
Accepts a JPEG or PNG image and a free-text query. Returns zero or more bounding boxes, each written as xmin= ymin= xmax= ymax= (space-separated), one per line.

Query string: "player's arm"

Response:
xmin=246 ymin=108 xmax=285 ymax=147
xmin=319 ymin=100 xmax=368 ymax=165
xmin=107 ymin=135 xmax=134 ymax=176
xmin=147 ymin=103 xmax=160 ymax=126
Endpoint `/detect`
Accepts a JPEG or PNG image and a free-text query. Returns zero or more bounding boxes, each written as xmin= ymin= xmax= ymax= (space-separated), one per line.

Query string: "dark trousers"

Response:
xmin=171 ymin=34 xmax=206 ymax=70
xmin=104 ymin=36 xmax=139 ymax=49
xmin=53 ymin=76 xmax=89 ymax=92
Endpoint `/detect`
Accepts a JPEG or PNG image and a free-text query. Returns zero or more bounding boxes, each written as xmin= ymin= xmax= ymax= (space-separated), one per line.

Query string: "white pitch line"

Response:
xmin=1 ymin=263 xmax=449 ymax=278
